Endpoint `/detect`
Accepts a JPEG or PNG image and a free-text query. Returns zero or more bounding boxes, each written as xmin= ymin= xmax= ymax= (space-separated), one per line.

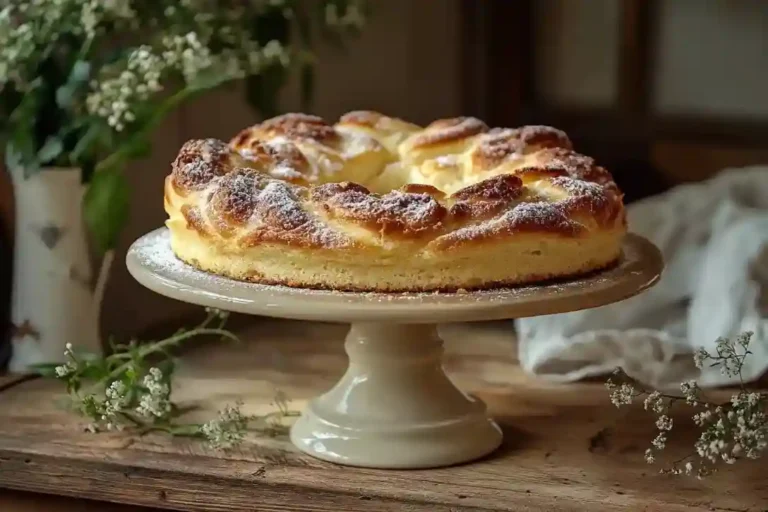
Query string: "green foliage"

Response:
xmin=30 ymin=308 xmax=297 ymax=447
xmin=83 ymin=166 xmax=130 ymax=253
xmin=1 ymin=0 xmax=368 ymax=254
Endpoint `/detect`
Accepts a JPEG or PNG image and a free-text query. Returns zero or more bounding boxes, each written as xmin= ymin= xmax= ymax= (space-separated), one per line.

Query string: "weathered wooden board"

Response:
xmin=0 ymin=489 xmax=159 ymax=512
xmin=0 ymin=373 xmax=35 ymax=393
xmin=0 ymin=319 xmax=765 ymax=511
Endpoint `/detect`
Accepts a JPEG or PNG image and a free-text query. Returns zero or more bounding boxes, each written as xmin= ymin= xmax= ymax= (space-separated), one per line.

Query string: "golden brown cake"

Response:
xmin=163 ymin=111 xmax=626 ymax=292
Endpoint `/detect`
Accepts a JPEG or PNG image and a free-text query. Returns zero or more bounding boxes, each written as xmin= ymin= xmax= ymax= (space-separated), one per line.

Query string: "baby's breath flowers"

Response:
xmin=1 ymin=0 xmax=367 ymax=254
xmin=201 ymin=401 xmax=251 ymax=450
xmin=606 ymin=331 xmax=767 ymax=478
xmin=34 ymin=308 xmax=297 ymax=449
xmin=136 ymin=367 xmax=172 ymax=420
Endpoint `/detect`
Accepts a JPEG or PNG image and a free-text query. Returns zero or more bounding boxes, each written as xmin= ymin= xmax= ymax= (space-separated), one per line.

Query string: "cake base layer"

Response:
xmin=168 ymin=224 xmax=624 ymax=292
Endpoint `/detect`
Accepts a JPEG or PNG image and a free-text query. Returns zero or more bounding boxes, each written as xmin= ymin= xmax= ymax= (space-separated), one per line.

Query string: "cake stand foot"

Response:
xmin=290 ymin=323 xmax=502 ymax=469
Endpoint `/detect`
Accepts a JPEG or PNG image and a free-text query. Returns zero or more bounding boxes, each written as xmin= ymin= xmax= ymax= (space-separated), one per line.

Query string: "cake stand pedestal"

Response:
xmin=126 ymin=229 xmax=663 ymax=469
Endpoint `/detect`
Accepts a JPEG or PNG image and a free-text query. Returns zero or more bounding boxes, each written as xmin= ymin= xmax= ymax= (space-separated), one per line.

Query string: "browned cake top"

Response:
xmin=166 ymin=111 xmax=625 ymax=250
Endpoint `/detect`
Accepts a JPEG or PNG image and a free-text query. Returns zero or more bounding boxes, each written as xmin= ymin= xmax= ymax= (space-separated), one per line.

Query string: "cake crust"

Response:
xmin=164 ymin=111 xmax=627 ymax=292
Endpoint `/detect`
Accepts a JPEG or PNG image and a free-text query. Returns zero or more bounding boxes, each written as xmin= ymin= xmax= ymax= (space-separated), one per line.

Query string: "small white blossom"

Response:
xmin=693 ymin=410 xmax=713 ymax=427
xmin=656 ymin=415 xmax=673 ymax=431
xmin=262 ymin=40 xmax=290 ymax=67
xmin=200 ymin=401 xmax=250 ymax=450
xmin=693 ymin=347 xmax=709 ymax=369
xmin=644 ymin=391 xmax=667 ymax=414
xmin=136 ymin=367 xmax=171 ymax=419
xmin=680 ymin=380 xmax=701 ymax=406
xmin=609 ymin=383 xmax=636 ymax=408
xmin=609 ymin=332 xmax=768 ymax=478
xmin=87 ymin=45 xmax=165 ymax=131
xmin=82 ymin=0 xmax=136 ymax=38
xmin=735 ymin=331 xmax=753 ymax=349
xmin=712 ymin=336 xmax=746 ymax=377
xmin=162 ymin=32 xmax=213 ymax=83
xmin=55 ymin=363 xmax=76 ymax=378
xmin=98 ymin=380 xmax=130 ymax=430
xmin=644 ymin=448 xmax=655 ymax=464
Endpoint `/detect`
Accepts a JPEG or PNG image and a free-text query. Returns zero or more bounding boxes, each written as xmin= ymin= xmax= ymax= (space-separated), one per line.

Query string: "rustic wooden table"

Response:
xmin=0 ymin=319 xmax=765 ymax=511
xmin=0 ymin=490 xmax=159 ymax=511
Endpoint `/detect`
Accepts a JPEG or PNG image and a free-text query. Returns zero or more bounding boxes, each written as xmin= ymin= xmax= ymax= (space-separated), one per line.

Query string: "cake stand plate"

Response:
xmin=126 ymin=229 xmax=663 ymax=469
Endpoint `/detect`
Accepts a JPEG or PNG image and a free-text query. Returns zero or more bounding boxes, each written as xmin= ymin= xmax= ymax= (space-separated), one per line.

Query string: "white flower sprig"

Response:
xmin=136 ymin=367 xmax=172 ymax=419
xmin=606 ymin=331 xmax=767 ymax=478
xmin=200 ymin=401 xmax=251 ymax=450
xmin=36 ymin=308 xmax=297 ymax=449
xmin=85 ymin=45 xmax=164 ymax=132
xmin=1 ymin=0 xmax=367 ymax=255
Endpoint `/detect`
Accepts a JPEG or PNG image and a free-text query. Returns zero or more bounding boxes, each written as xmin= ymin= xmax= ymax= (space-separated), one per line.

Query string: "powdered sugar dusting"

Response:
xmin=172 ymin=139 xmax=231 ymax=191
xmin=323 ymin=186 xmax=446 ymax=233
xmin=437 ymin=200 xmax=579 ymax=246
xmin=270 ymin=165 xmax=304 ymax=181
xmin=210 ymin=169 xmax=259 ymax=223
xmin=315 ymin=154 xmax=344 ymax=176
xmin=501 ymin=201 xmax=578 ymax=230
xmin=253 ymin=181 xmax=351 ymax=248
xmin=411 ymin=117 xmax=488 ymax=148
xmin=341 ymin=130 xmax=380 ymax=159
xmin=265 ymin=135 xmax=292 ymax=151
xmin=517 ymin=125 xmax=571 ymax=148
xmin=434 ymin=155 xmax=459 ymax=167
xmin=380 ymin=191 xmax=444 ymax=227
xmin=476 ymin=130 xmax=524 ymax=163
xmin=254 ymin=181 xmax=306 ymax=230
xmin=550 ymin=176 xmax=605 ymax=200
xmin=534 ymin=148 xmax=614 ymax=184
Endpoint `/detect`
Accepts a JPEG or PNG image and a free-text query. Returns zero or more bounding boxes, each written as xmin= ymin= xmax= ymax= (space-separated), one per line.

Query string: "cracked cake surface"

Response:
xmin=164 ymin=111 xmax=627 ymax=292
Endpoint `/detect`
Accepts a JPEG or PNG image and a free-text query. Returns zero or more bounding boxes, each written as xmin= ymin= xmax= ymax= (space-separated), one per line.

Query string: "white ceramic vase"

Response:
xmin=8 ymin=167 xmax=102 ymax=372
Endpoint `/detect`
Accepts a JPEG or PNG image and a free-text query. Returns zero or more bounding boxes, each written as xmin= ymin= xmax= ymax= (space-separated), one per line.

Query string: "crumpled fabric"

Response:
xmin=517 ymin=166 xmax=768 ymax=389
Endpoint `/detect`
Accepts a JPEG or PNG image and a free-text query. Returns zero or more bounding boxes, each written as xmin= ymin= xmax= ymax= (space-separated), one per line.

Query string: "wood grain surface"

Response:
xmin=0 ymin=320 xmax=765 ymax=511
xmin=0 ymin=490 xmax=158 ymax=512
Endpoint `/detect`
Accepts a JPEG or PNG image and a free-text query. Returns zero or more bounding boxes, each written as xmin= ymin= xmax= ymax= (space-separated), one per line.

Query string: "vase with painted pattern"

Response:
xmin=9 ymin=167 xmax=101 ymax=371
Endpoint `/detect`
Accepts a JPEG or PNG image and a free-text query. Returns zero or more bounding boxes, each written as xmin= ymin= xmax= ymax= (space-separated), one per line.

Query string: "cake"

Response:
xmin=163 ymin=111 xmax=626 ymax=292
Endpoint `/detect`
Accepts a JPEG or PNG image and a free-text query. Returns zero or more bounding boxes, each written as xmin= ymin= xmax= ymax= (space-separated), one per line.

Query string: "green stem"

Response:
xmin=118 ymin=411 xmax=146 ymax=428
xmin=139 ymin=424 xmax=203 ymax=437
xmin=78 ymin=36 xmax=94 ymax=62
xmin=92 ymin=87 xmax=195 ymax=174
xmin=86 ymin=326 xmax=238 ymax=393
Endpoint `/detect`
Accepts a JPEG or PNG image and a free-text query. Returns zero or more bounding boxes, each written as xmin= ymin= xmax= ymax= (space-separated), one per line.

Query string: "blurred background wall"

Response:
xmin=527 ymin=0 xmax=768 ymax=185
xmin=1 ymin=0 xmax=766 ymax=340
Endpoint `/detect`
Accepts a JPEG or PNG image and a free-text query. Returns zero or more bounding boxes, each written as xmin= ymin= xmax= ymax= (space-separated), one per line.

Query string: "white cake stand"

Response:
xmin=126 ymin=228 xmax=663 ymax=469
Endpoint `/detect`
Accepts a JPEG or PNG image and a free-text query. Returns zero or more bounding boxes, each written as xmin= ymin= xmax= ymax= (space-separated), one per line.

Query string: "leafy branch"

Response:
xmin=1 ymin=0 xmax=369 ymax=256
xmin=33 ymin=308 xmax=298 ymax=449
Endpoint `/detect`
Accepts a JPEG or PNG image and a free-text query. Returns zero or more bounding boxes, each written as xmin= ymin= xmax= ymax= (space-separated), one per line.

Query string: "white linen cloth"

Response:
xmin=517 ymin=167 xmax=768 ymax=389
